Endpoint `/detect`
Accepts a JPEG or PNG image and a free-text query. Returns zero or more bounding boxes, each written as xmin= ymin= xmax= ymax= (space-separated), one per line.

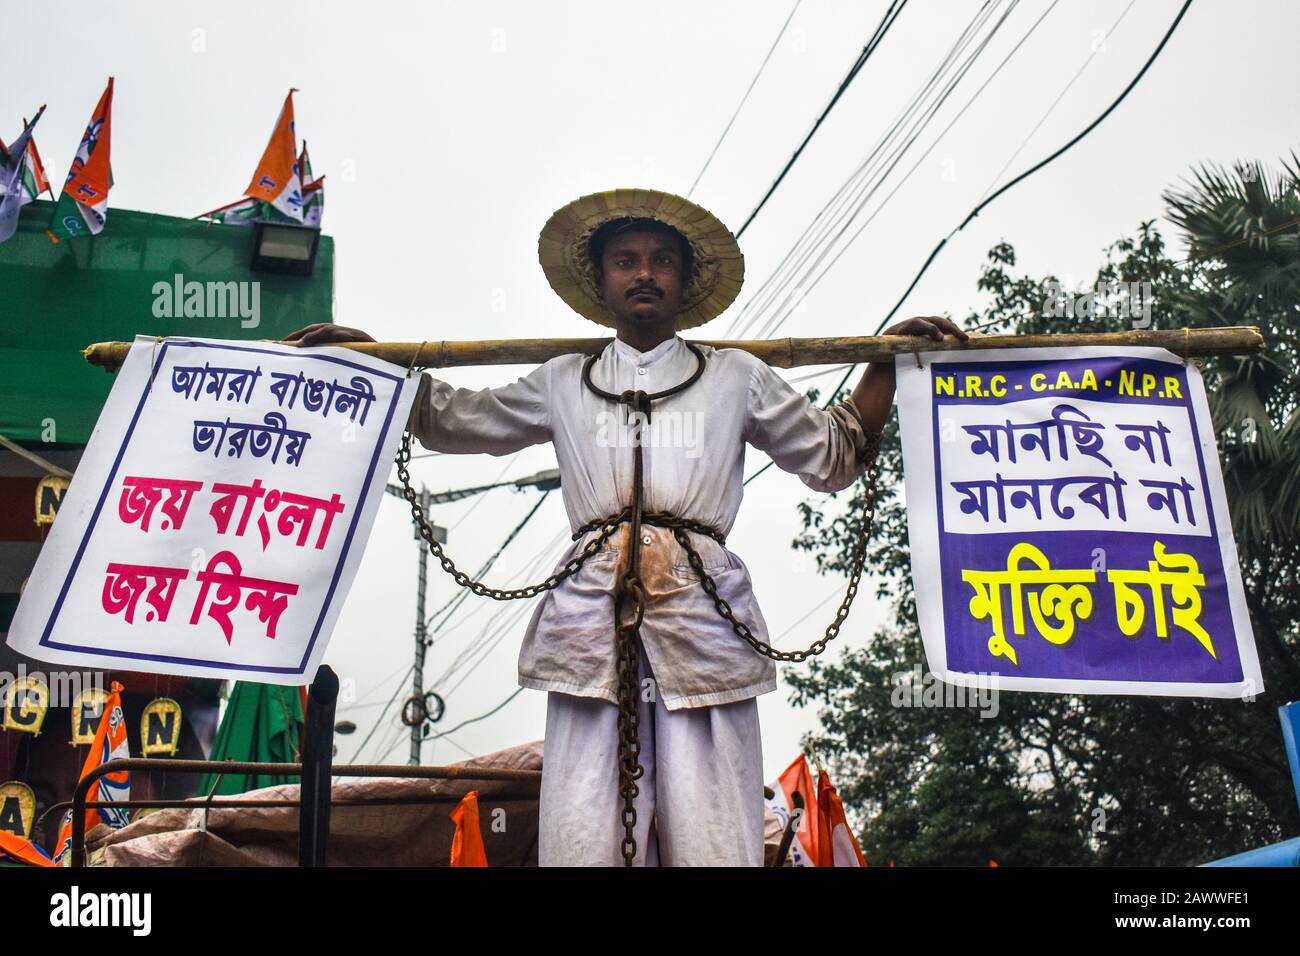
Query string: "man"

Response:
xmin=288 ymin=188 xmax=966 ymax=866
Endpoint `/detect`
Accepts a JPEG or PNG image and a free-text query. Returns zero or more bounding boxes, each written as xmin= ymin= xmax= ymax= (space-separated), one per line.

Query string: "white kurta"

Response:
xmin=538 ymin=643 xmax=766 ymax=866
xmin=407 ymin=334 xmax=872 ymax=711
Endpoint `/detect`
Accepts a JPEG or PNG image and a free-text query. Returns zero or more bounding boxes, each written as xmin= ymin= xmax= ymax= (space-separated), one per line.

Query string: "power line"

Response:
xmin=744 ymin=0 xmax=1195 ymax=486
xmin=440 ymin=601 xmax=536 ymax=699
xmin=734 ymin=0 xmax=909 ymax=239
xmin=425 ymin=525 xmax=568 ymax=652
xmin=879 ymin=0 xmax=1195 ymax=328
xmin=335 ymin=658 xmax=415 ymax=712
xmin=687 ymin=0 xmax=803 ymax=198
xmin=425 ymin=489 xmax=556 ymax=632
xmin=976 ymin=0 xmax=1139 ymax=206
xmin=349 ymin=664 xmax=412 ymax=764
xmin=418 ymin=523 xmax=568 ymax=705
xmin=752 ymin=0 xmax=1058 ymax=342
xmin=725 ymin=0 xmax=1008 ymax=339
xmin=429 ymin=687 xmax=524 ymax=740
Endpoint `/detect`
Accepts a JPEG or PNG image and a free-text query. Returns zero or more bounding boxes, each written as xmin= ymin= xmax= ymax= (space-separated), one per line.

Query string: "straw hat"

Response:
xmin=538 ymin=188 xmax=744 ymax=330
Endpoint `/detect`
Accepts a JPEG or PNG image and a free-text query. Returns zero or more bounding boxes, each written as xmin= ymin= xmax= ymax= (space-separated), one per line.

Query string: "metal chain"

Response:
xmin=395 ymin=400 xmax=885 ymax=865
xmin=613 ymin=574 xmax=646 ymax=865
xmin=395 ymin=431 xmax=622 ymax=600
xmin=673 ymin=432 xmax=884 ymax=663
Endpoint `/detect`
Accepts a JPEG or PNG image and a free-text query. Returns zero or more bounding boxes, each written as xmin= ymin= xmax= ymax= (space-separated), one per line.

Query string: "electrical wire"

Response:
xmin=734 ymin=0 xmax=909 ymax=238
xmin=878 ymin=0 xmax=1195 ymax=328
xmin=425 ymin=494 xmax=561 ymax=632
xmin=742 ymin=0 xmax=1195 ymax=485
xmin=753 ymin=0 xmax=1060 ymax=342
xmin=688 ymin=0 xmax=803 ymax=198
xmin=349 ymin=664 xmax=412 ymax=764
xmin=428 ymin=687 xmax=524 ymax=740
xmin=725 ymin=0 xmax=1006 ymax=339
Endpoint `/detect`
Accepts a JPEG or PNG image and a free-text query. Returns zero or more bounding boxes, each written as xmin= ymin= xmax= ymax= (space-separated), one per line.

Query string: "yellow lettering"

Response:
xmin=1080 ymin=369 xmax=1098 ymax=391
xmin=1118 ymin=370 xmax=1137 ymax=396
xmin=1030 ymin=373 xmax=1048 ymax=392
xmin=964 ymin=375 xmax=984 ymax=398
xmin=963 ymin=543 xmax=1097 ymax=666
xmin=1163 ymin=376 xmax=1182 ymax=399
xmin=990 ymin=375 xmax=1007 ymax=398
xmin=1142 ymin=373 xmax=1156 ymax=396
xmin=1055 ymin=370 xmax=1073 ymax=390
xmin=1107 ymin=542 xmax=1215 ymax=658
xmin=934 ymin=375 xmax=955 ymax=397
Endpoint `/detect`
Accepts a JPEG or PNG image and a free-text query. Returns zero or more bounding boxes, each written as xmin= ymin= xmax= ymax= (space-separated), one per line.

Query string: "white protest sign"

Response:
xmin=897 ymin=345 xmax=1262 ymax=698
xmin=7 ymin=335 xmax=417 ymax=685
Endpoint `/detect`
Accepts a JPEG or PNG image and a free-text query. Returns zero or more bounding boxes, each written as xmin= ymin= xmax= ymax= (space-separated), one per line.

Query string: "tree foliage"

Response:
xmin=787 ymin=156 xmax=1300 ymax=865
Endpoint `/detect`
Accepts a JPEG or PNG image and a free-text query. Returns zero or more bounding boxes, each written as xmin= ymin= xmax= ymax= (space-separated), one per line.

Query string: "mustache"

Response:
xmin=627 ymin=285 xmax=663 ymax=298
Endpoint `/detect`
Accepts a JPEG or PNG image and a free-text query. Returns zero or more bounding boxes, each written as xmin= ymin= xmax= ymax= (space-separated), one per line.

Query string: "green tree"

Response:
xmin=787 ymin=156 xmax=1300 ymax=865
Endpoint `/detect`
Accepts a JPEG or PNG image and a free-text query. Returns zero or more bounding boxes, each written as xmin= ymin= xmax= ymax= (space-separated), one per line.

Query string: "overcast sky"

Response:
xmin=6 ymin=0 xmax=1296 ymax=780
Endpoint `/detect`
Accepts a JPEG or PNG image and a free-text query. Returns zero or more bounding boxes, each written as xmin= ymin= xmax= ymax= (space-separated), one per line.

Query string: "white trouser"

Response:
xmin=537 ymin=646 xmax=765 ymax=867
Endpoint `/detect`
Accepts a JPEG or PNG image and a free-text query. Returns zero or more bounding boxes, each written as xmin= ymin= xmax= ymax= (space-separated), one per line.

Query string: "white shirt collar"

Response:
xmin=611 ymin=334 xmax=683 ymax=366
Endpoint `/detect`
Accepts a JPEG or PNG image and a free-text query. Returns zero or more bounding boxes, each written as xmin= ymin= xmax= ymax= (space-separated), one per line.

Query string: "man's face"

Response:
xmin=596 ymin=229 xmax=687 ymax=327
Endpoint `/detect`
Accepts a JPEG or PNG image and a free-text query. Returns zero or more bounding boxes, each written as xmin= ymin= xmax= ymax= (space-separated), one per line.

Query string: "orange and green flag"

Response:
xmin=244 ymin=88 xmax=303 ymax=222
xmin=49 ymin=77 xmax=114 ymax=241
xmin=52 ymin=681 xmax=131 ymax=864
xmin=0 ymin=106 xmax=46 ymax=244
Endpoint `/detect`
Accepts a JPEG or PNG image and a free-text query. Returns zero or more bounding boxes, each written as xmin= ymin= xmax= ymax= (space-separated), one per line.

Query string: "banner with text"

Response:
xmin=897 ymin=346 xmax=1262 ymax=698
xmin=7 ymin=335 xmax=416 ymax=684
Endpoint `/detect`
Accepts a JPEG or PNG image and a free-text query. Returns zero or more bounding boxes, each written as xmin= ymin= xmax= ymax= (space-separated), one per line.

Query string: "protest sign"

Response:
xmin=897 ymin=345 xmax=1263 ymax=698
xmin=7 ymin=335 xmax=416 ymax=684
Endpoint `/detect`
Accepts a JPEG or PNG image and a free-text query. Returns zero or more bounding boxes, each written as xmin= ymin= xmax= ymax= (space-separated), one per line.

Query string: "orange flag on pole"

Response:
xmin=52 ymin=681 xmax=130 ymax=864
xmin=765 ymin=754 xmax=821 ymax=866
xmin=244 ymin=89 xmax=304 ymax=222
xmin=815 ymin=764 xmax=867 ymax=867
xmin=449 ymin=790 xmax=488 ymax=867
xmin=49 ymin=77 xmax=113 ymax=240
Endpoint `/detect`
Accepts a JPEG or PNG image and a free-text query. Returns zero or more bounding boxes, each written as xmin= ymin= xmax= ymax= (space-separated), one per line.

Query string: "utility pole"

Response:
xmin=410 ymin=485 xmax=431 ymax=766
xmin=383 ymin=481 xmax=445 ymax=766
xmin=382 ymin=468 xmax=558 ymax=766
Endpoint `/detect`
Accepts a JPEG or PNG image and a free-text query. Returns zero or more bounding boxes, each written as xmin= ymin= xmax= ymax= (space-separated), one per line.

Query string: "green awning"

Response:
xmin=0 ymin=199 xmax=334 ymax=446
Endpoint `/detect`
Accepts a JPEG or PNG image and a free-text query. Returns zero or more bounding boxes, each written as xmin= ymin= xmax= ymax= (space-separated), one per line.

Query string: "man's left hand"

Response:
xmin=883 ymin=315 xmax=970 ymax=342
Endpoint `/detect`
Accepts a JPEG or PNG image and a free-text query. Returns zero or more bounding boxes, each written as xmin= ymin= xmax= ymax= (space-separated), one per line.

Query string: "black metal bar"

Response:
xmin=41 ymin=791 xmax=536 ymax=840
xmin=67 ymin=758 xmax=542 ymax=866
xmin=299 ymin=666 xmax=339 ymax=867
xmin=771 ymin=791 xmax=805 ymax=867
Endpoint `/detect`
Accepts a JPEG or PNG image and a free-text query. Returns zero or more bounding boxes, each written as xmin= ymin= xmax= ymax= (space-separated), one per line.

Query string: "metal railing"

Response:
xmin=66 ymin=757 xmax=542 ymax=867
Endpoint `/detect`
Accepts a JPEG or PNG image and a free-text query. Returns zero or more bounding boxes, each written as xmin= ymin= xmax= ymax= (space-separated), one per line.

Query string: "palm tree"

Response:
xmin=1164 ymin=155 xmax=1300 ymax=692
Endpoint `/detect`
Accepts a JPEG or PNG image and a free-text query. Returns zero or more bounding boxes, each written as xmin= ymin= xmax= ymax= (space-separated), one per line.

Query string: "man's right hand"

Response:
xmin=283 ymin=323 xmax=377 ymax=346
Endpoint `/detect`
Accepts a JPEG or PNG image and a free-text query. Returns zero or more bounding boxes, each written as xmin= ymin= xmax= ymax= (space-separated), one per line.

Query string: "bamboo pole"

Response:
xmin=83 ymin=326 xmax=1264 ymax=373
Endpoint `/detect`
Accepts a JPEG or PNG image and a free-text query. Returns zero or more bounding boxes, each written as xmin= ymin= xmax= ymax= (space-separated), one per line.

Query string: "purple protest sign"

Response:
xmin=897 ymin=346 xmax=1262 ymax=698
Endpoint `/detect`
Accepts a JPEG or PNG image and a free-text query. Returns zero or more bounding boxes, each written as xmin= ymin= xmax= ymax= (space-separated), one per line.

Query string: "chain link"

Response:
xmin=613 ymin=574 xmax=646 ymax=864
xmin=395 ymin=407 xmax=885 ymax=865
xmin=396 ymin=431 xmax=622 ymax=599
xmin=673 ymin=433 xmax=883 ymax=663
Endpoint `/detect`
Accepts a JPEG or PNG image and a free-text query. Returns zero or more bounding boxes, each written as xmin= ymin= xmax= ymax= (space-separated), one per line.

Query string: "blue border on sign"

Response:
xmin=36 ymin=339 xmax=405 ymax=676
